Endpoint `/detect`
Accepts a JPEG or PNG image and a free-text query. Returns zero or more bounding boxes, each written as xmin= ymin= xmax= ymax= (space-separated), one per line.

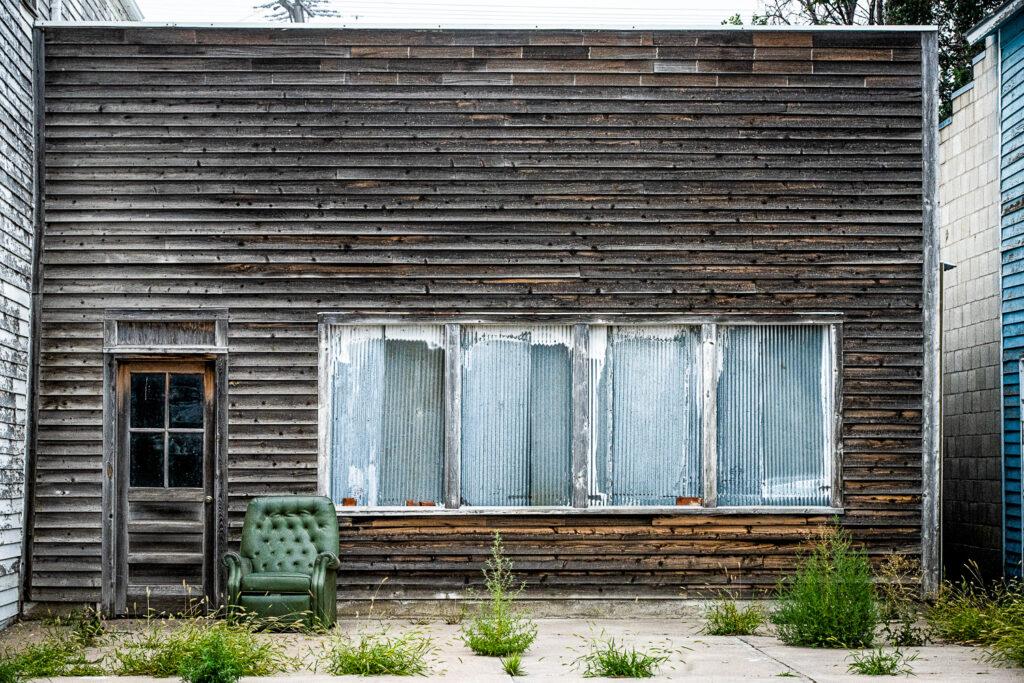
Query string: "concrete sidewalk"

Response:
xmin=30 ymin=618 xmax=1022 ymax=682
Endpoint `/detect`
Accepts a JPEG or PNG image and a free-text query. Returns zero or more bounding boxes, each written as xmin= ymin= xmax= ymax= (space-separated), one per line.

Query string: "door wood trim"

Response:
xmin=102 ymin=354 xmax=227 ymax=615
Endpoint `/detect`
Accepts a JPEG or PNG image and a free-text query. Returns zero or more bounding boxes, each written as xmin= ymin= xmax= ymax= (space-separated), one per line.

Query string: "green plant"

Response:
xmin=846 ymin=647 xmax=917 ymax=676
xmin=926 ymin=573 xmax=1024 ymax=668
xmin=460 ymin=533 xmax=537 ymax=657
xmin=574 ymin=638 xmax=669 ymax=678
xmin=0 ymin=635 xmax=104 ymax=680
xmin=876 ymin=555 xmax=927 ymax=647
xmin=771 ymin=525 xmax=878 ymax=648
xmin=0 ymin=656 xmax=19 ymax=683
xmin=46 ymin=606 xmax=106 ymax=646
xmin=927 ymin=576 xmax=996 ymax=644
xmin=322 ymin=630 xmax=434 ymax=676
xmin=500 ymin=652 xmax=524 ymax=676
xmin=111 ymin=616 xmax=291 ymax=680
xmin=702 ymin=600 xmax=766 ymax=636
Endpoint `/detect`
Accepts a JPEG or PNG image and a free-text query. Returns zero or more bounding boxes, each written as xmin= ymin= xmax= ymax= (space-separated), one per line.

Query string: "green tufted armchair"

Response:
xmin=223 ymin=496 xmax=340 ymax=627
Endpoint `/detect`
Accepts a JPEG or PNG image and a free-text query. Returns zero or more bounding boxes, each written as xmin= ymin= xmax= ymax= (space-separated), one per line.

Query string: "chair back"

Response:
xmin=240 ymin=496 xmax=339 ymax=574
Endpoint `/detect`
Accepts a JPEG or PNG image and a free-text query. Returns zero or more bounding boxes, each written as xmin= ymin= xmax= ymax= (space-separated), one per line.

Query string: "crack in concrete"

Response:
xmin=737 ymin=636 xmax=817 ymax=682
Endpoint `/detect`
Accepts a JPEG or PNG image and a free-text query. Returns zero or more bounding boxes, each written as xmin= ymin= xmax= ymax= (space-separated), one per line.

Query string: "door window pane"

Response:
xmin=716 ymin=325 xmax=833 ymax=506
xmin=168 ymin=433 xmax=204 ymax=487
xmin=326 ymin=325 xmax=445 ymax=506
xmin=460 ymin=326 xmax=572 ymax=507
xmin=130 ymin=373 xmax=165 ymax=428
xmin=130 ymin=432 xmax=164 ymax=487
xmin=589 ymin=326 xmax=703 ymax=506
xmin=169 ymin=374 xmax=204 ymax=428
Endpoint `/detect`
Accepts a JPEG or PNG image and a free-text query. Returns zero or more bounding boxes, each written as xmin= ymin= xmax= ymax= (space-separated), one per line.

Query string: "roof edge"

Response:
xmin=34 ymin=20 xmax=939 ymax=31
xmin=967 ymin=0 xmax=1024 ymax=45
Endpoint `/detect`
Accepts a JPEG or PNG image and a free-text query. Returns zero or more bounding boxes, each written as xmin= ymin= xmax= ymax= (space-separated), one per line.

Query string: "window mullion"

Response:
xmin=571 ymin=323 xmax=590 ymax=508
xmin=444 ymin=323 xmax=462 ymax=509
xmin=702 ymin=324 xmax=718 ymax=508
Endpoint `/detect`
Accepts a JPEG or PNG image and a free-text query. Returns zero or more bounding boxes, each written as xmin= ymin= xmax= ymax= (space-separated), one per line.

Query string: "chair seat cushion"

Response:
xmin=240 ymin=571 xmax=311 ymax=593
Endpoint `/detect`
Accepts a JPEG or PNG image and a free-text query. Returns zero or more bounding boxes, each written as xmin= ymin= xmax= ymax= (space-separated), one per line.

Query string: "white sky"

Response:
xmin=132 ymin=0 xmax=763 ymax=28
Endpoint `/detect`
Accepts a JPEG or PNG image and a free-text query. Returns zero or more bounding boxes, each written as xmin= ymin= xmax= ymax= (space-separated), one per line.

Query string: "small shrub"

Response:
xmin=771 ymin=525 xmax=878 ymax=648
xmin=876 ymin=555 xmax=927 ymax=647
xmin=574 ymin=639 xmax=669 ymax=678
xmin=846 ymin=647 xmax=917 ymax=676
xmin=112 ymin=617 xmax=291 ymax=680
xmin=460 ymin=533 xmax=537 ymax=657
xmin=702 ymin=600 xmax=766 ymax=636
xmin=323 ymin=631 xmax=434 ymax=676
xmin=500 ymin=652 xmax=524 ymax=676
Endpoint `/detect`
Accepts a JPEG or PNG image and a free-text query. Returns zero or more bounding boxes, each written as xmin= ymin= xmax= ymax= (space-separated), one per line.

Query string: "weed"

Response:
xmin=322 ymin=630 xmax=434 ymax=676
xmin=702 ymin=600 xmax=766 ymax=636
xmin=441 ymin=601 xmax=465 ymax=626
xmin=111 ymin=616 xmax=291 ymax=680
xmin=927 ymin=575 xmax=997 ymax=644
xmin=574 ymin=638 xmax=669 ymax=678
xmin=877 ymin=555 xmax=927 ymax=647
xmin=771 ymin=525 xmax=878 ymax=648
xmin=0 ymin=656 xmax=19 ymax=683
xmin=500 ymin=652 xmax=524 ymax=676
xmin=461 ymin=533 xmax=537 ymax=657
xmin=0 ymin=635 xmax=104 ymax=681
xmin=775 ymin=672 xmax=798 ymax=678
xmin=846 ymin=647 xmax=917 ymax=676
xmin=926 ymin=573 xmax=1024 ymax=668
xmin=46 ymin=606 xmax=106 ymax=646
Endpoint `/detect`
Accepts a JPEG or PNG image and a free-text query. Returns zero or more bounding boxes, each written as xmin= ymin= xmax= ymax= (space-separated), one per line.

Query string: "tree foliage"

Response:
xmin=731 ymin=1 xmax=1003 ymax=118
xmin=256 ymin=0 xmax=341 ymax=23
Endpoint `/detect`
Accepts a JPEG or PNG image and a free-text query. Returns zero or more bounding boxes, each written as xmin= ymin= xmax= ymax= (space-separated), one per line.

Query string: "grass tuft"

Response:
xmin=574 ymin=638 xmax=669 ymax=678
xmin=322 ymin=630 xmax=434 ymax=676
xmin=771 ymin=525 xmax=878 ymax=648
xmin=500 ymin=652 xmax=524 ymax=676
xmin=0 ymin=634 xmax=104 ymax=682
xmin=46 ymin=607 xmax=106 ymax=646
xmin=846 ymin=647 xmax=917 ymax=676
xmin=460 ymin=533 xmax=537 ymax=657
xmin=111 ymin=616 xmax=292 ymax=681
xmin=701 ymin=600 xmax=766 ymax=636
xmin=927 ymin=572 xmax=1024 ymax=667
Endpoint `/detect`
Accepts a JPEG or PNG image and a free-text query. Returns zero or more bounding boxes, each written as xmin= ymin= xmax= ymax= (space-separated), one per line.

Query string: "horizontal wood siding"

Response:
xmin=1001 ymin=14 xmax=1024 ymax=578
xmin=33 ymin=26 xmax=927 ymax=602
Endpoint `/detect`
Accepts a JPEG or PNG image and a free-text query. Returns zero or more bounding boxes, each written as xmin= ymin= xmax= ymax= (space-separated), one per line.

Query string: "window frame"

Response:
xmin=318 ymin=313 xmax=844 ymax=515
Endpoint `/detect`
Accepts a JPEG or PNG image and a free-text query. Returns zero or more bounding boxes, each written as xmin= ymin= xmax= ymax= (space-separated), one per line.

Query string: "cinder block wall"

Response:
xmin=939 ymin=40 xmax=1003 ymax=579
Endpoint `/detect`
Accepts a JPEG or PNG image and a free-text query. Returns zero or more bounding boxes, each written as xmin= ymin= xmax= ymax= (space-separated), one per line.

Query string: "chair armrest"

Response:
xmin=223 ymin=552 xmax=251 ymax=604
xmin=311 ymin=552 xmax=340 ymax=628
xmin=314 ymin=551 xmax=340 ymax=572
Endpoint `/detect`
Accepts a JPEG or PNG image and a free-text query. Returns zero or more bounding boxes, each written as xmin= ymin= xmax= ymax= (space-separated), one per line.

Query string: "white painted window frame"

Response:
xmin=318 ymin=313 xmax=844 ymax=515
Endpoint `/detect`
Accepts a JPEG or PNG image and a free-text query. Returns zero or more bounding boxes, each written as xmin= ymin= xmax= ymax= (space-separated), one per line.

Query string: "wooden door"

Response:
xmin=116 ymin=361 xmax=215 ymax=612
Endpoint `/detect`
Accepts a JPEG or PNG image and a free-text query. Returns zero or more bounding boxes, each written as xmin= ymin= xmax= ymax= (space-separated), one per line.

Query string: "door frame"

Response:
xmin=114 ymin=360 xmax=216 ymax=613
xmin=101 ymin=351 xmax=228 ymax=615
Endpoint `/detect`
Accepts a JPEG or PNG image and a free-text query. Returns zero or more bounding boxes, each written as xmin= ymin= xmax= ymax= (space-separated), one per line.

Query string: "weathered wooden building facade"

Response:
xmin=25 ymin=23 xmax=939 ymax=613
xmin=0 ymin=0 xmax=141 ymax=626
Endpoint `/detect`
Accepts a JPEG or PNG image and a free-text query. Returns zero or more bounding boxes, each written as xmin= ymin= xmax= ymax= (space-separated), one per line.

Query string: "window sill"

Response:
xmin=334 ymin=505 xmax=844 ymax=516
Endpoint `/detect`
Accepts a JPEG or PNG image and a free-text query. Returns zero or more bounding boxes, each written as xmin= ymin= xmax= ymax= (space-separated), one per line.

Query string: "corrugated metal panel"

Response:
xmin=1002 ymin=13 xmax=1024 ymax=576
xmin=460 ymin=326 xmax=572 ymax=506
xmin=325 ymin=325 xmax=445 ymax=506
xmin=589 ymin=326 xmax=703 ymax=506
xmin=716 ymin=325 xmax=833 ymax=507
